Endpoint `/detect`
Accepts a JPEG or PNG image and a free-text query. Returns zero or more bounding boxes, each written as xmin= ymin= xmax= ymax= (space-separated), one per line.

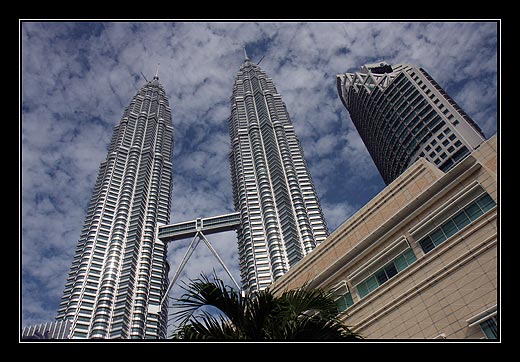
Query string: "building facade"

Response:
xmin=336 ymin=61 xmax=486 ymax=185
xmin=229 ymin=52 xmax=329 ymax=294
xmin=56 ymin=74 xmax=174 ymax=339
xmin=270 ymin=135 xmax=498 ymax=339
xmin=22 ymin=319 xmax=71 ymax=339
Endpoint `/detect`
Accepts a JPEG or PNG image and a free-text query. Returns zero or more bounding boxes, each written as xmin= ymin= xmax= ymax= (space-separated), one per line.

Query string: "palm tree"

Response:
xmin=170 ymin=273 xmax=361 ymax=340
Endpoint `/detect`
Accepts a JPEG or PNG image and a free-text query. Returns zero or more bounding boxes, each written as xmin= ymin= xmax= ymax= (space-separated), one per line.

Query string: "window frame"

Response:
xmin=418 ymin=193 xmax=496 ymax=254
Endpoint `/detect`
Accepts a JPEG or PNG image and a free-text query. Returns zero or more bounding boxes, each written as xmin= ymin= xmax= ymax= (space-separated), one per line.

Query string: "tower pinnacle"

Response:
xmin=243 ymin=46 xmax=250 ymax=62
xmin=153 ymin=63 xmax=160 ymax=80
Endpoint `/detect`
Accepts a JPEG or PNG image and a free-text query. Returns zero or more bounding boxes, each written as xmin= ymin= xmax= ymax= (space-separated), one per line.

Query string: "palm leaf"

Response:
xmin=171 ymin=273 xmax=362 ymax=340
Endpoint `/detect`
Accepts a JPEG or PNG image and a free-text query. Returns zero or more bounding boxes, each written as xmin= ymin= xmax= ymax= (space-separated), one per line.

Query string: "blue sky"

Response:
xmin=20 ymin=21 xmax=498 ymax=332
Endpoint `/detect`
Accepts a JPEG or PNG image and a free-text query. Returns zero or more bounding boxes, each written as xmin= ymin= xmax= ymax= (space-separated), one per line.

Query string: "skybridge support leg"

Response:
xmin=153 ymin=233 xmax=201 ymax=314
xmin=152 ymin=230 xmax=243 ymax=314
xmin=199 ymin=232 xmax=242 ymax=292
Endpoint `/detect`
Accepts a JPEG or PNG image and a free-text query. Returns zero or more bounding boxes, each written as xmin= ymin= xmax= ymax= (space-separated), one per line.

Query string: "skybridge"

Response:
xmin=157 ymin=212 xmax=241 ymax=242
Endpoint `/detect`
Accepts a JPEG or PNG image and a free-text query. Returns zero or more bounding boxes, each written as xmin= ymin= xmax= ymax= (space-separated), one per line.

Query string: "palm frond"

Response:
xmin=171 ymin=273 xmax=363 ymax=340
xmin=172 ymin=309 xmax=244 ymax=340
xmin=171 ymin=272 xmax=245 ymax=329
xmin=276 ymin=283 xmax=339 ymax=320
xmin=241 ymin=289 xmax=280 ymax=339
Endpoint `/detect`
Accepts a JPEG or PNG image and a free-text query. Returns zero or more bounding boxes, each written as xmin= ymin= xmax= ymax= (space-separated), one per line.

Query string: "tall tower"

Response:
xmin=337 ymin=61 xmax=486 ymax=185
xmin=56 ymin=72 xmax=174 ymax=339
xmin=228 ymin=49 xmax=329 ymax=294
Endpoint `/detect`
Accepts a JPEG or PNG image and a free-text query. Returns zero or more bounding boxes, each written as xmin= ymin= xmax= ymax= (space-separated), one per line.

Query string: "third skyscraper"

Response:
xmin=337 ymin=61 xmax=486 ymax=184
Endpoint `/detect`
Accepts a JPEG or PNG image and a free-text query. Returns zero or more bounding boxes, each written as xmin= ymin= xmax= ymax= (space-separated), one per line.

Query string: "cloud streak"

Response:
xmin=20 ymin=21 xmax=498 ymax=331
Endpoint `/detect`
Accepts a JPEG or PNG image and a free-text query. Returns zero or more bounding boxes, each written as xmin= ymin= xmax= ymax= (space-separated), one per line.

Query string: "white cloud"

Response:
xmin=321 ymin=201 xmax=357 ymax=231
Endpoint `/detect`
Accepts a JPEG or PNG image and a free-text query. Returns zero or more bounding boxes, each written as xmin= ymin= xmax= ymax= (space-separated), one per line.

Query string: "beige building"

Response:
xmin=270 ymin=135 xmax=498 ymax=339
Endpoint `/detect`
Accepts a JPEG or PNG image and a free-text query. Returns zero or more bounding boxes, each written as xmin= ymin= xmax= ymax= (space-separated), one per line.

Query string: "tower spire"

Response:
xmin=243 ymin=46 xmax=250 ymax=62
xmin=153 ymin=63 xmax=160 ymax=80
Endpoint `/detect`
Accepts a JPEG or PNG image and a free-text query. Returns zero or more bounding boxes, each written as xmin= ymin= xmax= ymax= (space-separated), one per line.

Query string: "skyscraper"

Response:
xmin=336 ymin=61 xmax=486 ymax=185
xmin=228 ymin=50 xmax=329 ymax=294
xmin=56 ymin=73 xmax=174 ymax=339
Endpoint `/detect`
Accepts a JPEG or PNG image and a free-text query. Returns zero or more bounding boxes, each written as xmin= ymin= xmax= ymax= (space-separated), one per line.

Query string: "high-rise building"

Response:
xmin=56 ymin=73 xmax=174 ymax=339
xmin=228 ymin=50 xmax=329 ymax=294
xmin=336 ymin=61 xmax=486 ymax=185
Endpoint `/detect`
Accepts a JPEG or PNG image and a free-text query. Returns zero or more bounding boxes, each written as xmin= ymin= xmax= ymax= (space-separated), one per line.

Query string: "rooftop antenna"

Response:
xmin=153 ymin=63 xmax=160 ymax=80
xmin=243 ymin=46 xmax=250 ymax=62
xmin=257 ymin=55 xmax=265 ymax=66
xmin=140 ymin=72 xmax=149 ymax=82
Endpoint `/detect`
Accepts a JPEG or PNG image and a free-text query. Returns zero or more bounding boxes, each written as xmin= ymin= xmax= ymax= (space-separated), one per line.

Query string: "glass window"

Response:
xmin=477 ymin=194 xmax=496 ymax=213
xmin=430 ymin=228 xmax=447 ymax=247
xmin=465 ymin=203 xmax=483 ymax=221
xmin=452 ymin=211 xmax=471 ymax=230
xmin=442 ymin=219 xmax=458 ymax=238
xmin=366 ymin=275 xmax=379 ymax=292
xmin=384 ymin=263 xmax=398 ymax=279
xmin=357 ymin=283 xmax=369 ymax=299
xmin=418 ymin=193 xmax=496 ymax=254
xmin=403 ymin=248 xmax=417 ymax=264
xmin=394 ymin=255 xmax=408 ymax=272
xmin=355 ymin=248 xmax=417 ymax=299
xmin=336 ymin=293 xmax=354 ymax=313
xmin=480 ymin=317 xmax=498 ymax=339
xmin=375 ymin=269 xmax=388 ymax=285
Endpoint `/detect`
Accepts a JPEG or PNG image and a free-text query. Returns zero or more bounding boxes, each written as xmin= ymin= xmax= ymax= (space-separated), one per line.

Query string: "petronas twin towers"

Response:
xmin=57 ymin=51 xmax=329 ymax=339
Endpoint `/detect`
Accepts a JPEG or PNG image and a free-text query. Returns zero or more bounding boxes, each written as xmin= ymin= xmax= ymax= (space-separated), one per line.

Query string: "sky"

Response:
xmin=20 ymin=21 xmax=498 ymax=333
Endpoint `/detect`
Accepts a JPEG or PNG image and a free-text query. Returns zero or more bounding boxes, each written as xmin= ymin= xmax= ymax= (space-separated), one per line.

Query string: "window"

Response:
xmin=336 ymin=292 xmax=354 ymax=313
xmin=332 ymin=282 xmax=354 ymax=313
xmin=356 ymin=248 xmax=417 ymax=299
xmin=467 ymin=307 xmax=497 ymax=339
xmin=419 ymin=193 xmax=496 ymax=254
xmin=480 ymin=316 xmax=498 ymax=339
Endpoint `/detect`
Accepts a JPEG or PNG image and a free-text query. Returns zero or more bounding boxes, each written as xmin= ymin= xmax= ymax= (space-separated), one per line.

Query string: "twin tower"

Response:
xmin=56 ymin=53 xmax=486 ymax=339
